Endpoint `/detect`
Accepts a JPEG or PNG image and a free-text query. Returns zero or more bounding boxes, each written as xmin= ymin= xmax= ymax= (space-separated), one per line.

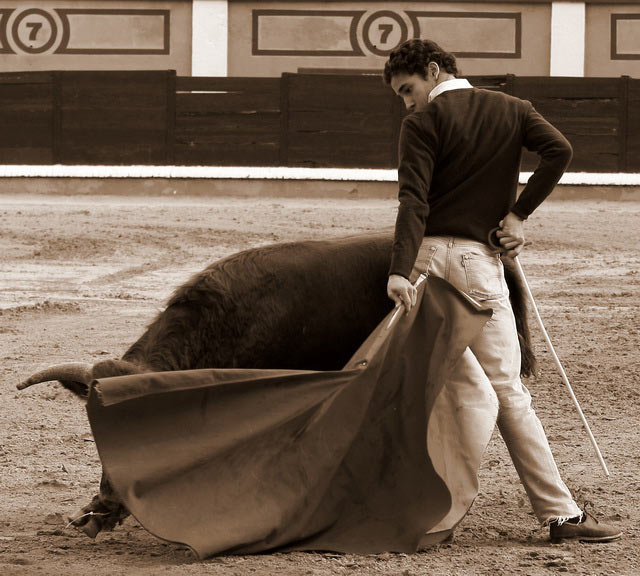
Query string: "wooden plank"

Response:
xmin=524 ymin=133 xmax=620 ymax=156
xmin=521 ymin=150 xmax=618 ymax=173
xmin=176 ymin=76 xmax=280 ymax=93
xmin=0 ymin=122 xmax=52 ymax=146
xmin=567 ymin=154 xmax=619 ymax=172
xmin=287 ymin=152 xmax=390 ymax=169
xmin=60 ymin=129 xmax=167 ymax=148
xmin=59 ymin=72 xmax=168 ymax=108
xmin=468 ymin=75 xmax=509 ymax=91
xmin=510 ymin=79 xmax=620 ymax=173
xmin=527 ymin=99 xmax=620 ymax=119
xmin=175 ymin=135 xmax=280 ymax=148
xmin=616 ymin=76 xmax=628 ymax=172
xmin=280 ymin=73 xmax=290 ymax=166
xmin=174 ymin=140 xmax=279 ymax=153
xmin=390 ymin=90 xmax=403 ymax=168
xmin=174 ymin=144 xmax=279 ymax=166
xmin=0 ymin=71 xmax=53 ymax=84
xmin=176 ymin=92 xmax=280 ymax=114
xmin=288 ymin=94 xmax=390 ymax=114
xmin=288 ymin=132 xmax=392 ymax=168
xmin=288 ymin=75 xmax=389 ymax=113
xmin=0 ymin=84 xmax=53 ymax=104
xmin=504 ymin=74 xmax=515 ymax=95
xmin=60 ymin=141 xmax=165 ymax=164
xmin=60 ymin=73 xmax=168 ymax=93
xmin=564 ymin=134 xmax=620 ymax=154
xmin=60 ymin=87 xmax=167 ymax=108
xmin=52 ymin=71 xmax=61 ymax=164
xmin=545 ymin=117 xmax=618 ymax=137
xmin=521 ymin=134 xmax=620 ymax=173
xmin=0 ymin=109 xmax=52 ymax=125
xmin=288 ymin=110 xmax=393 ymax=135
xmin=55 ymin=71 xmax=169 ymax=164
xmin=60 ymin=108 xmax=167 ymax=131
xmin=287 ymin=75 xmax=392 ymax=167
xmin=0 ymin=73 xmax=53 ymax=164
xmin=0 ymin=147 xmax=53 ymax=163
xmin=512 ymin=77 xmax=620 ymax=99
xmin=174 ymin=140 xmax=279 ymax=154
xmin=176 ymin=114 xmax=280 ymax=136
xmin=626 ymin=79 xmax=640 ymax=172
xmin=288 ymin=132 xmax=391 ymax=149
xmin=166 ymin=70 xmax=176 ymax=165
xmin=289 ymin=73 xmax=386 ymax=93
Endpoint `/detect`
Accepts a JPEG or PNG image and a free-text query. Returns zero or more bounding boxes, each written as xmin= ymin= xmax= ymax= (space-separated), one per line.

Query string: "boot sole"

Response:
xmin=551 ymin=531 xmax=623 ymax=544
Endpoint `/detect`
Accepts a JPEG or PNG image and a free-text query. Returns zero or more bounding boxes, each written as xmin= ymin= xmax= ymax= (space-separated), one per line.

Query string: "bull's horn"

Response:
xmin=17 ymin=362 xmax=93 ymax=390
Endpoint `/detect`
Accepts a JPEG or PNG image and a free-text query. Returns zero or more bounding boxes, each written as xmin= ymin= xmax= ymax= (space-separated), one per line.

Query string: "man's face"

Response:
xmin=390 ymin=72 xmax=435 ymax=113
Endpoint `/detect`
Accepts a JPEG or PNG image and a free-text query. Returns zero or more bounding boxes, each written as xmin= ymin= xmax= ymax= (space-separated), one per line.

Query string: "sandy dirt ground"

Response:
xmin=0 ymin=191 xmax=638 ymax=576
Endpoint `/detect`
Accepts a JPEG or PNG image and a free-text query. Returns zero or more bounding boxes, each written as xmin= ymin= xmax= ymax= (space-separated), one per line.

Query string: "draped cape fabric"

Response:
xmin=87 ymin=276 xmax=492 ymax=559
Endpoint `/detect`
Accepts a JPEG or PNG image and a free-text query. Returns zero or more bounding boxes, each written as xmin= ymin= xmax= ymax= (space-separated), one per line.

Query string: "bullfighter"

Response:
xmin=383 ymin=38 xmax=621 ymax=543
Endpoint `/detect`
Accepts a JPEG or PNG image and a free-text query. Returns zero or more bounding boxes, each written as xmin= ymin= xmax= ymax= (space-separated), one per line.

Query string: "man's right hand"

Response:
xmin=387 ymin=274 xmax=417 ymax=314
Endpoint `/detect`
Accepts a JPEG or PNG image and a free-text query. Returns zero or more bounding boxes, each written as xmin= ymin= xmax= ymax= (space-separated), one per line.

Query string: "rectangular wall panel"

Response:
xmin=407 ymin=12 xmax=520 ymax=58
xmin=0 ymin=1 xmax=191 ymax=74
xmin=586 ymin=4 xmax=640 ymax=77
xmin=229 ymin=2 xmax=551 ymax=77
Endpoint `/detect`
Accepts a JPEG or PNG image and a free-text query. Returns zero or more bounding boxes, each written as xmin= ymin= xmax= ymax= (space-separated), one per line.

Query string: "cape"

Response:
xmin=87 ymin=276 xmax=495 ymax=558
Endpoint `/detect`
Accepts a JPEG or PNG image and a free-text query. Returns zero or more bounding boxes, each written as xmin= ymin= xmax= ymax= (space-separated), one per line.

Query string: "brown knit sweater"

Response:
xmin=389 ymin=87 xmax=573 ymax=279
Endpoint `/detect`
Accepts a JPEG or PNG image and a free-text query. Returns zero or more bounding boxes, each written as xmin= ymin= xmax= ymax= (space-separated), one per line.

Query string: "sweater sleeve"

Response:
xmin=388 ymin=115 xmax=437 ymax=279
xmin=512 ymin=102 xmax=573 ymax=220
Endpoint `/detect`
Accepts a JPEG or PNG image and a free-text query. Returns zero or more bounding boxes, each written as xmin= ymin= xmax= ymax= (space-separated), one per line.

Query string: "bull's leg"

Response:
xmin=68 ymin=472 xmax=129 ymax=538
xmin=66 ymin=360 xmax=142 ymax=537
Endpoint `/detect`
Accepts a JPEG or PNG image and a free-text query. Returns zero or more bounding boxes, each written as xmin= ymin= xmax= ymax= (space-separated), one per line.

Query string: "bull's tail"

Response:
xmin=503 ymin=258 xmax=537 ymax=378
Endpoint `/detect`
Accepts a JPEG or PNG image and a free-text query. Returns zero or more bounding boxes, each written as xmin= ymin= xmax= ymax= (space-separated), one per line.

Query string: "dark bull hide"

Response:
xmin=18 ymin=232 xmax=535 ymax=538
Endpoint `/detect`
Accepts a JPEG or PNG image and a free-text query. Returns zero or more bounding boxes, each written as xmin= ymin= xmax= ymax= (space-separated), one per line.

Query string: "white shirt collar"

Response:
xmin=428 ymin=78 xmax=474 ymax=102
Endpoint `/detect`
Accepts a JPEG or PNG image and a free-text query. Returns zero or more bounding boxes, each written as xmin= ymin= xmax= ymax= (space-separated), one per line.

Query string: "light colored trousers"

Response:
xmin=410 ymin=236 xmax=581 ymax=525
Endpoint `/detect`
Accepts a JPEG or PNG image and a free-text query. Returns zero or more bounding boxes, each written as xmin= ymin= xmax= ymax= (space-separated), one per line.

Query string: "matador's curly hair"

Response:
xmin=383 ymin=39 xmax=460 ymax=85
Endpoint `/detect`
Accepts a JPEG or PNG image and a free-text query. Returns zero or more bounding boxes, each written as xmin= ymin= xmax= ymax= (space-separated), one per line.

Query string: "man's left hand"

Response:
xmin=496 ymin=212 xmax=525 ymax=258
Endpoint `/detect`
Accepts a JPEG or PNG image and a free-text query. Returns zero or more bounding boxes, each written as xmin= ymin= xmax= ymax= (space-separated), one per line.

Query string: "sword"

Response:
xmin=488 ymin=227 xmax=610 ymax=476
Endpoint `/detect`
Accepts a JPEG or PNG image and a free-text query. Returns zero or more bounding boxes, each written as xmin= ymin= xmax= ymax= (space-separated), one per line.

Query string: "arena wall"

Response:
xmin=2 ymin=71 xmax=639 ymax=172
xmin=0 ymin=1 xmax=639 ymax=78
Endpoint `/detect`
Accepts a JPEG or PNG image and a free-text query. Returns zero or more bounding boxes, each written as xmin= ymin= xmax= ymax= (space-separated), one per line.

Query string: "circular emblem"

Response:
xmin=362 ymin=11 xmax=408 ymax=57
xmin=11 ymin=9 xmax=58 ymax=54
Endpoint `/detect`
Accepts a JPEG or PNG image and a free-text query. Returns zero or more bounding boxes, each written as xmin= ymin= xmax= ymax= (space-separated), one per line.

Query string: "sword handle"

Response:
xmin=488 ymin=226 xmax=502 ymax=251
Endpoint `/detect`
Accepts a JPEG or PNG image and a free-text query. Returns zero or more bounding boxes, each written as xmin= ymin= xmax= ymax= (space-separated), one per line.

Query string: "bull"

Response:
xmin=18 ymin=232 xmax=534 ymax=539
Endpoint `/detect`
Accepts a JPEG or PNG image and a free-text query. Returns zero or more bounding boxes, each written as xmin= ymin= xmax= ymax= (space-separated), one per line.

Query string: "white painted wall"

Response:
xmin=550 ymin=1 xmax=585 ymax=77
xmin=192 ymin=0 xmax=228 ymax=76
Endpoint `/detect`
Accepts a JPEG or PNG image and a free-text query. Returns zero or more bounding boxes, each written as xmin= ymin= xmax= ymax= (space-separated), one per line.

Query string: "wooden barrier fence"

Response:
xmin=0 ymin=70 xmax=638 ymax=172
